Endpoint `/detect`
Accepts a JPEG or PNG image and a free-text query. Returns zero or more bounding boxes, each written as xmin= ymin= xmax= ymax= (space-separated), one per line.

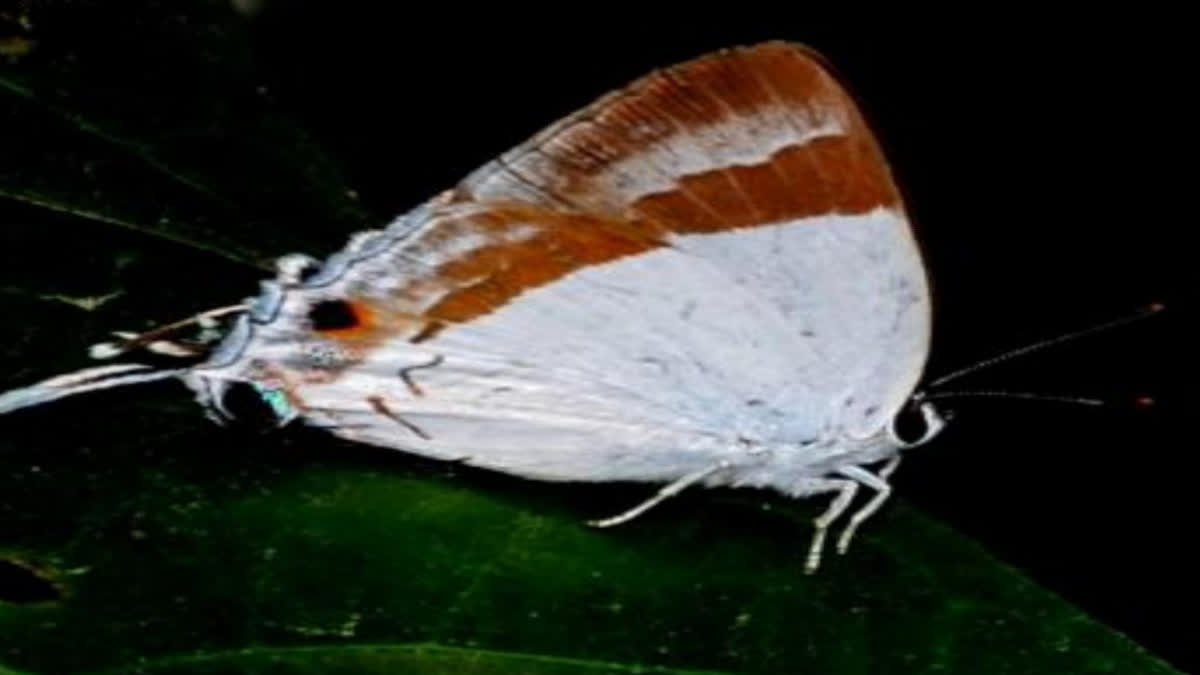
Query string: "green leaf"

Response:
xmin=88 ymin=643 xmax=732 ymax=675
xmin=0 ymin=410 xmax=1178 ymax=674
xmin=0 ymin=3 xmax=1179 ymax=674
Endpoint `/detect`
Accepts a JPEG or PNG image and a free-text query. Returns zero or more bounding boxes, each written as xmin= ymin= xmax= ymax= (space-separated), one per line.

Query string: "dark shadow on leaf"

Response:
xmin=0 ymin=559 xmax=61 ymax=605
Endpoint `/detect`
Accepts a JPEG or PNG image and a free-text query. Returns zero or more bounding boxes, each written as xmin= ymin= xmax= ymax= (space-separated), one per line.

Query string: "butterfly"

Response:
xmin=0 ymin=41 xmax=949 ymax=573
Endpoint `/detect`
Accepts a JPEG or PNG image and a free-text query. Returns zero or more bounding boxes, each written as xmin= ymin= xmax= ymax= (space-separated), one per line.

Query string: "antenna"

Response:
xmin=917 ymin=390 xmax=1105 ymax=407
xmin=925 ymin=303 xmax=1163 ymax=390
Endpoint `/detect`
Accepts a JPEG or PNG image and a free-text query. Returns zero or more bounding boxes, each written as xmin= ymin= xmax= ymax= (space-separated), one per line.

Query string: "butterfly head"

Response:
xmin=886 ymin=394 xmax=948 ymax=450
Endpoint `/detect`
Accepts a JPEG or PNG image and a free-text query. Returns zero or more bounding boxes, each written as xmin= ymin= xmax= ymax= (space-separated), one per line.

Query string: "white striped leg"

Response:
xmin=805 ymin=479 xmax=859 ymax=574
xmin=835 ymin=456 xmax=900 ymax=556
xmin=588 ymin=461 xmax=732 ymax=528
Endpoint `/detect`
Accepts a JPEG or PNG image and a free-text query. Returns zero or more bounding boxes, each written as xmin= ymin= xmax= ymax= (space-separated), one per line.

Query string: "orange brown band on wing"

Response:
xmin=311 ymin=204 xmax=668 ymax=354
xmin=319 ymin=42 xmax=904 ymax=350
xmin=461 ymin=41 xmax=901 ymax=226
xmin=627 ymin=135 xmax=896 ymax=233
xmin=420 ymin=205 xmax=666 ymax=327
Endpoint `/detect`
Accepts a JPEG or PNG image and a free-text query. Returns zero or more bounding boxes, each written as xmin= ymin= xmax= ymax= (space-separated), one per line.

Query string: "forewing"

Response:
xmin=198 ymin=42 xmax=931 ymax=481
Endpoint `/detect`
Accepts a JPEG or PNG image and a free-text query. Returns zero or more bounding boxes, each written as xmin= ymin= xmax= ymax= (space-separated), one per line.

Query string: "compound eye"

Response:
xmin=890 ymin=401 xmax=931 ymax=445
xmin=889 ymin=401 xmax=947 ymax=448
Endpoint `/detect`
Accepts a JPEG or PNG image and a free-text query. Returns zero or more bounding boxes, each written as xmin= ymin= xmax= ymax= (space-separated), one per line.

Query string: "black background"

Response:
xmin=5 ymin=2 xmax=1195 ymax=671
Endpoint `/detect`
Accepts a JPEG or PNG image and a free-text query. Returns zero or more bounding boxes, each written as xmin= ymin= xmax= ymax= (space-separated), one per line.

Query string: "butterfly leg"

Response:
xmin=588 ymin=460 xmax=732 ymax=528
xmin=805 ymin=479 xmax=859 ymax=574
xmin=834 ymin=456 xmax=900 ymax=556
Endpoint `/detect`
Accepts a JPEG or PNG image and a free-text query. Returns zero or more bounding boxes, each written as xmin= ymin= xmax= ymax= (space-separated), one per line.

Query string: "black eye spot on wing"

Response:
xmin=220 ymin=381 xmax=280 ymax=431
xmin=309 ymin=300 xmax=360 ymax=331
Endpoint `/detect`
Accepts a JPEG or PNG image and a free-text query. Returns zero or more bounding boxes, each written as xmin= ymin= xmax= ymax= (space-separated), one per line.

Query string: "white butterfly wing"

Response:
xmin=199 ymin=42 xmax=930 ymax=485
